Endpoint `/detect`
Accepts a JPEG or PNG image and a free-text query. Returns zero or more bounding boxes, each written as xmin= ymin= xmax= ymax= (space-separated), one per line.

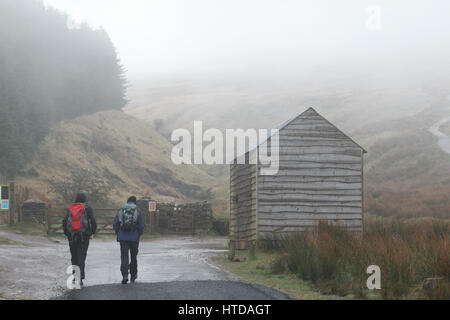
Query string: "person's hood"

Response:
xmin=75 ymin=193 xmax=87 ymax=203
xmin=127 ymin=196 xmax=137 ymax=204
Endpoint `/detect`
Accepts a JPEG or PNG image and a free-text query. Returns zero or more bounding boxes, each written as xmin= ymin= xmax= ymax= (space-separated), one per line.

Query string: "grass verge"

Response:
xmin=0 ymin=235 xmax=26 ymax=246
xmin=215 ymin=216 xmax=449 ymax=300
xmin=212 ymin=250 xmax=348 ymax=300
xmin=263 ymin=217 xmax=449 ymax=300
xmin=0 ymin=222 xmax=47 ymax=237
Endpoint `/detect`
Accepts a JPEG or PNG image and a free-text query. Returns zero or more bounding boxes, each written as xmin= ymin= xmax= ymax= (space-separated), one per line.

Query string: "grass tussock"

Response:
xmin=268 ymin=218 xmax=449 ymax=299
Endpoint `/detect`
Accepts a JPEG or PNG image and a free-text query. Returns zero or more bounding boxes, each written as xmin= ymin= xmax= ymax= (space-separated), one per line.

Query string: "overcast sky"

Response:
xmin=42 ymin=0 xmax=450 ymax=78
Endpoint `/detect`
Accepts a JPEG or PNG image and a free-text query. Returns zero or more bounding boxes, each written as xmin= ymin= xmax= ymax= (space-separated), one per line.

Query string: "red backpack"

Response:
xmin=67 ymin=203 xmax=89 ymax=234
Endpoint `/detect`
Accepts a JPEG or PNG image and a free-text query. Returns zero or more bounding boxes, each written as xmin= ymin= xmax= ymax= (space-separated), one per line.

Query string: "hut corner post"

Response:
xmin=229 ymin=164 xmax=235 ymax=249
xmin=255 ymin=164 xmax=259 ymax=244
xmin=361 ymin=149 xmax=365 ymax=235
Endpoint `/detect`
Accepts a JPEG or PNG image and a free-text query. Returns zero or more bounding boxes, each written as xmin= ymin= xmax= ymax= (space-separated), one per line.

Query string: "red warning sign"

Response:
xmin=148 ymin=201 xmax=157 ymax=212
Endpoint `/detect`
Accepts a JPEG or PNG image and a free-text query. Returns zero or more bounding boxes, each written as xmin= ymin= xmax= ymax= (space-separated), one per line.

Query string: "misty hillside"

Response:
xmin=126 ymin=68 xmax=450 ymax=134
xmin=442 ymin=121 xmax=450 ymax=135
xmin=357 ymin=108 xmax=450 ymax=218
xmin=0 ymin=0 xmax=126 ymax=177
xmin=126 ymin=72 xmax=450 ymax=218
xmin=15 ymin=110 xmax=221 ymax=207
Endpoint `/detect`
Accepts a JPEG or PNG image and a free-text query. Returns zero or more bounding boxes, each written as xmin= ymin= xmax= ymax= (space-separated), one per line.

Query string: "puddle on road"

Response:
xmin=139 ymin=249 xmax=228 ymax=258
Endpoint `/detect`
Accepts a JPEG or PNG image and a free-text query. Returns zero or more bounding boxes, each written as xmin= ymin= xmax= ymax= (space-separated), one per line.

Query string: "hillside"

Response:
xmin=125 ymin=72 xmax=450 ymax=219
xmin=442 ymin=120 xmax=450 ymax=135
xmin=356 ymin=110 xmax=450 ymax=218
xmin=16 ymin=110 xmax=222 ymax=208
xmin=0 ymin=0 xmax=126 ymax=177
xmin=125 ymin=70 xmax=449 ymax=136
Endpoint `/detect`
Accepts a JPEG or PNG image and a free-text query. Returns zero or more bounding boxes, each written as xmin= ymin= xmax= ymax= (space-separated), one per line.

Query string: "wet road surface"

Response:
xmin=0 ymin=230 xmax=288 ymax=300
xmin=56 ymin=281 xmax=288 ymax=300
xmin=83 ymin=236 xmax=236 ymax=285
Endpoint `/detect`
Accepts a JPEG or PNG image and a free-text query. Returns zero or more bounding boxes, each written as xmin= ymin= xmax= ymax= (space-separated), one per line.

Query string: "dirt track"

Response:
xmin=429 ymin=116 xmax=450 ymax=154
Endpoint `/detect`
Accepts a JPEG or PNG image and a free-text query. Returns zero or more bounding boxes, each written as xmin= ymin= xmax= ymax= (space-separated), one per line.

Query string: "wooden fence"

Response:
xmin=46 ymin=208 xmax=120 ymax=235
xmin=42 ymin=203 xmax=211 ymax=236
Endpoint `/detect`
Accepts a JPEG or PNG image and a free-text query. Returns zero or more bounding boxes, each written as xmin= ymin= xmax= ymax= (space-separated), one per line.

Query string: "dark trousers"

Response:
xmin=69 ymin=238 xmax=90 ymax=280
xmin=120 ymin=241 xmax=139 ymax=278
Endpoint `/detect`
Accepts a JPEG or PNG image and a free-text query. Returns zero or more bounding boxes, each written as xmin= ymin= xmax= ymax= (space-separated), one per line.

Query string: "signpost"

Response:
xmin=148 ymin=201 xmax=158 ymax=233
xmin=137 ymin=199 xmax=158 ymax=234
xmin=148 ymin=201 xmax=157 ymax=212
xmin=0 ymin=182 xmax=14 ymax=225
xmin=1 ymin=185 xmax=9 ymax=210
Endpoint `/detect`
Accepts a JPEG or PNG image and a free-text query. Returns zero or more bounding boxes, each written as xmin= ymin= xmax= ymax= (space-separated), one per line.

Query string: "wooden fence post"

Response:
xmin=46 ymin=204 xmax=51 ymax=235
xmin=9 ymin=182 xmax=15 ymax=225
xmin=150 ymin=211 xmax=154 ymax=234
xmin=192 ymin=209 xmax=195 ymax=236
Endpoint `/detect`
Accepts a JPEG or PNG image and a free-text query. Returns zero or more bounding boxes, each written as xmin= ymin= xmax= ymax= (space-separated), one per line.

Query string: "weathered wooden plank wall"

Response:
xmin=257 ymin=109 xmax=363 ymax=238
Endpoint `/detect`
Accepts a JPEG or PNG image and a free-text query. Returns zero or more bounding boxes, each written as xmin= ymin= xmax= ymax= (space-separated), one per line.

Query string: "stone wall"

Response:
xmin=157 ymin=201 xmax=213 ymax=235
xmin=22 ymin=200 xmax=46 ymax=223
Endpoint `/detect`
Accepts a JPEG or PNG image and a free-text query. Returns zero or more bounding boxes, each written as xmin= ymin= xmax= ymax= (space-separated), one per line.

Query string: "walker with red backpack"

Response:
xmin=66 ymin=202 xmax=90 ymax=241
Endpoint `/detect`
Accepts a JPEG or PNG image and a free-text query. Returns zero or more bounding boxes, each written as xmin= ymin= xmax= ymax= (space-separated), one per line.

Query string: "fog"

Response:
xmin=1 ymin=0 xmax=450 ymax=237
xmin=42 ymin=0 xmax=450 ymax=79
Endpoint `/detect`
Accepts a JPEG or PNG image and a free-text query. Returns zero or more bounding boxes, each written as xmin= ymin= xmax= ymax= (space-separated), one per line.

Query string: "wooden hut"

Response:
xmin=229 ymin=107 xmax=367 ymax=249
